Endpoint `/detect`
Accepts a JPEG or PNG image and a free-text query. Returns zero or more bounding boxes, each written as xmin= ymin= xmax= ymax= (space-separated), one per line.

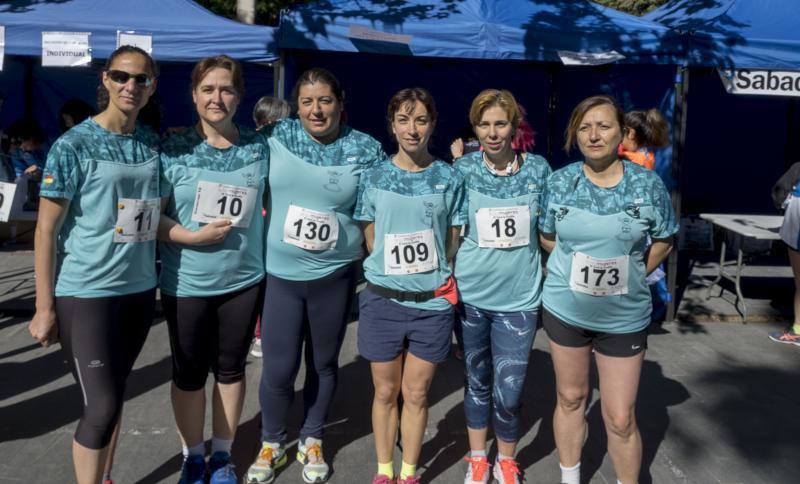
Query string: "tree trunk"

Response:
xmin=237 ymin=0 xmax=255 ymax=24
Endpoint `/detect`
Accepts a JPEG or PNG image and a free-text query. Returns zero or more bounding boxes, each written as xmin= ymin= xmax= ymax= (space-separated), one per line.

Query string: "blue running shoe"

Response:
xmin=178 ymin=454 xmax=206 ymax=484
xmin=209 ymin=451 xmax=237 ymax=484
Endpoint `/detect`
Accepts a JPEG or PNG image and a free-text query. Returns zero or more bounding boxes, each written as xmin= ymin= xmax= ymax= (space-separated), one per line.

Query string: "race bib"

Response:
xmin=569 ymin=251 xmax=629 ymax=296
xmin=113 ymin=197 xmax=160 ymax=243
xmin=283 ymin=204 xmax=339 ymax=250
xmin=384 ymin=228 xmax=438 ymax=275
xmin=191 ymin=181 xmax=258 ymax=228
xmin=475 ymin=206 xmax=530 ymax=248
xmin=0 ymin=181 xmax=18 ymax=223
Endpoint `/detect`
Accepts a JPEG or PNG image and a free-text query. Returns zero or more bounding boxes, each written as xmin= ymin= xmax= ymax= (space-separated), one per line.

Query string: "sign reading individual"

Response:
xmin=42 ymin=32 xmax=92 ymax=67
xmin=719 ymin=68 xmax=800 ymax=98
xmin=0 ymin=181 xmax=18 ymax=223
xmin=117 ymin=31 xmax=153 ymax=55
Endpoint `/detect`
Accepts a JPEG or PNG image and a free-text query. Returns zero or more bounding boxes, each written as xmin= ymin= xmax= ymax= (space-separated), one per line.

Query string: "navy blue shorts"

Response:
xmin=357 ymin=287 xmax=455 ymax=364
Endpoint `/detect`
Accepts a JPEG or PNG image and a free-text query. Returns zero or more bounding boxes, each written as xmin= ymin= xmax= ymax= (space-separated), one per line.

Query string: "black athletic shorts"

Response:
xmin=542 ymin=308 xmax=647 ymax=357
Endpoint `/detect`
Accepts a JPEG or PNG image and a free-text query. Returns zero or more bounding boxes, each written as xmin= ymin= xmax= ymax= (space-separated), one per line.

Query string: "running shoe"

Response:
xmin=296 ymin=437 xmax=330 ymax=483
xmin=246 ymin=443 xmax=287 ymax=484
xmin=178 ymin=454 xmax=206 ymax=484
xmin=493 ymin=457 xmax=521 ymax=484
xmin=251 ymin=338 xmax=263 ymax=357
xmin=463 ymin=455 xmax=490 ymax=484
xmin=396 ymin=476 xmax=421 ymax=484
xmin=768 ymin=328 xmax=800 ymax=346
xmin=209 ymin=451 xmax=237 ymax=484
xmin=102 ymin=480 xmax=113 ymax=484
xmin=372 ymin=475 xmax=395 ymax=484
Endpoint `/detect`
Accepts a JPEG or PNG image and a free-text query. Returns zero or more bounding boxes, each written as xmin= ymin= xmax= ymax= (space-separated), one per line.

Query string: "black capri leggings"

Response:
xmin=56 ymin=288 xmax=156 ymax=449
xmin=162 ymin=281 xmax=265 ymax=391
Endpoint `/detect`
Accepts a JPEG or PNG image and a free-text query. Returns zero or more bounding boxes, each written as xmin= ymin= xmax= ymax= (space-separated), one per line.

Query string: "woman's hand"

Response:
xmin=191 ymin=219 xmax=233 ymax=245
xmin=450 ymin=138 xmax=464 ymax=160
xmin=29 ymin=309 xmax=59 ymax=347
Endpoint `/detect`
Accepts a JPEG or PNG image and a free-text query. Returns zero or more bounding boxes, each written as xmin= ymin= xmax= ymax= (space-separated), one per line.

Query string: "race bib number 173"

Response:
xmin=569 ymin=251 xmax=629 ymax=296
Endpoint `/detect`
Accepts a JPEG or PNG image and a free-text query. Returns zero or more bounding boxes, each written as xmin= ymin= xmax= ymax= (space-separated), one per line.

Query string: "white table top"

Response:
xmin=699 ymin=213 xmax=784 ymax=240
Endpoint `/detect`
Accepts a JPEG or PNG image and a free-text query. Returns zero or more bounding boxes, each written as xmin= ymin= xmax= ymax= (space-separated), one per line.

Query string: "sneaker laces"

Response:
xmin=258 ymin=445 xmax=276 ymax=464
xmin=497 ymin=458 xmax=521 ymax=483
xmin=464 ymin=456 xmax=490 ymax=481
xmin=305 ymin=442 xmax=323 ymax=463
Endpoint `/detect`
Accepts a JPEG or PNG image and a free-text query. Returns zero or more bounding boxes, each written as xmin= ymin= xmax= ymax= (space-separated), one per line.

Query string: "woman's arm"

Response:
xmin=29 ymin=197 xmax=69 ymax=346
xmin=539 ymin=232 xmax=556 ymax=253
xmin=156 ymin=198 xmax=232 ymax=245
xmin=362 ymin=221 xmax=375 ymax=253
xmin=645 ymin=237 xmax=673 ymax=275
xmin=446 ymin=226 xmax=462 ymax=262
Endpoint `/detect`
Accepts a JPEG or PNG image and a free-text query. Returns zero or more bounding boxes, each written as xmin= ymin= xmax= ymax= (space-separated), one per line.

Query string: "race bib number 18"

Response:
xmin=384 ymin=229 xmax=438 ymax=275
xmin=569 ymin=251 xmax=629 ymax=296
xmin=283 ymin=204 xmax=339 ymax=250
xmin=191 ymin=181 xmax=258 ymax=228
xmin=114 ymin=198 xmax=160 ymax=243
xmin=475 ymin=206 xmax=530 ymax=248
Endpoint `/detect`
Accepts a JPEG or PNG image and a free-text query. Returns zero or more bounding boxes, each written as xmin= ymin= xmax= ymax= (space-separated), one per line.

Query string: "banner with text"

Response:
xmin=719 ymin=68 xmax=800 ymax=98
xmin=117 ymin=31 xmax=153 ymax=55
xmin=42 ymin=31 xmax=92 ymax=67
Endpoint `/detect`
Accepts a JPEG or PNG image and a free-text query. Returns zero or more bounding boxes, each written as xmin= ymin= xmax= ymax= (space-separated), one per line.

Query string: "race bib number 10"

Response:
xmin=384 ymin=229 xmax=438 ymax=275
xmin=475 ymin=206 xmax=530 ymax=248
xmin=283 ymin=204 xmax=339 ymax=250
xmin=569 ymin=251 xmax=629 ymax=296
xmin=0 ymin=181 xmax=18 ymax=223
xmin=113 ymin=198 xmax=160 ymax=243
xmin=191 ymin=181 xmax=258 ymax=228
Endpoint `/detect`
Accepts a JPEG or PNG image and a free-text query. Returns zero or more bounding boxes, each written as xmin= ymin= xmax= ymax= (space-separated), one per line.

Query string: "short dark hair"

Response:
xmin=291 ymin=68 xmax=345 ymax=106
xmin=253 ymin=96 xmax=291 ymax=127
xmin=104 ymin=45 xmax=159 ymax=78
xmin=7 ymin=118 xmax=46 ymax=144
xmin=564 ymin=94 xmax=624 ymax=153
xmin=191 ymin=55 xmax=245 ymax=98
xmin=386 ymin=87 xmax=437 ymax=136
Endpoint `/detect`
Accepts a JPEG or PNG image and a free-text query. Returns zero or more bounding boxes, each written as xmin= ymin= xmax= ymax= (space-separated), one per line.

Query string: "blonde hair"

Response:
xmin=469 ymin=89 xmax=521 ymax=130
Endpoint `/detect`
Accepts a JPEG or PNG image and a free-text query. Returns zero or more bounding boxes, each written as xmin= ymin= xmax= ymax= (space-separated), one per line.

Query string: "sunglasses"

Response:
xmin=105 ymin=70 xmax=154 ymax=88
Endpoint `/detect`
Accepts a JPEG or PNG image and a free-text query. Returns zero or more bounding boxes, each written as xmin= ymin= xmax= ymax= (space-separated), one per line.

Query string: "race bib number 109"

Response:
xmin=113 ymin=198 xmax=160 ymax=243
xmin=384 ymin=229 xmax=438 ymax=275
xmin=283 ymin=204 xmax=339 ymax=250
xmin=569 ymin=251 xmax=629 ymax=296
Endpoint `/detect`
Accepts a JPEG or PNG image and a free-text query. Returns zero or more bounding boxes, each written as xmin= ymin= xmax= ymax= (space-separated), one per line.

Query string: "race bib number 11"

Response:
xmin=569 ymin=251 xmax=629 ymax=296
xmin=114 ymin=198 xmax=160 ymax=243
xmin=191 ymin=181 xmax=258 ymax=228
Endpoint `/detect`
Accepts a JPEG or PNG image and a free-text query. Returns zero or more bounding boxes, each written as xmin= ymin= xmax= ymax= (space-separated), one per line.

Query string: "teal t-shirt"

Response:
xmin=40 ymin=118 xmax=160 ymax=297
xmin=354 ymin=158 xmax=468 ymax=311
xmin=454 ymin=151 xmax=551 ymax=312
xmin=159 ymin=126 xmax=268 ymax=297
xmin=265 ymin=118 xmax=385 ymax=281
xmin=540 ymin=160 xmax=678 ymax=333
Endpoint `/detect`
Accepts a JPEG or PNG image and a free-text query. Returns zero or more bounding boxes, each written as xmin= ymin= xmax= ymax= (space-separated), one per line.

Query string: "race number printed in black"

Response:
xmin=114 ymin=198 xmax=160 ymax=243
xmin=384 ymin=228 xmax=438 ymax=275
xmin=569 ymin=251 xmax=629 ymax=296
xmin=475 ymin=206 xmax=530 ymax=248
xmin=283 ymin=204 xmax=339 ymax=250
xmin=191 ymin=181 xmax=258 ymax=228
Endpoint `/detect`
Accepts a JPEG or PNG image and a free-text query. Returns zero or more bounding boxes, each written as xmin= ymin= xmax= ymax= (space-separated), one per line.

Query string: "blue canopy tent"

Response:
xmin=645 ymin=0 xmax=800 ymax=215
xmin=0 ymin=0 xmax=279 ymax=137
xmin=277 ymin=0 xmax=684 ymax=169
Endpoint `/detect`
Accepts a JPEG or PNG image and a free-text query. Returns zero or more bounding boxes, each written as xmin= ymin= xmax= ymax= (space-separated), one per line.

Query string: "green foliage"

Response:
xmin=195 ymin=0 xmax=668 ymax=25
xmin=593 ymin=0 xmax=668 ymax=15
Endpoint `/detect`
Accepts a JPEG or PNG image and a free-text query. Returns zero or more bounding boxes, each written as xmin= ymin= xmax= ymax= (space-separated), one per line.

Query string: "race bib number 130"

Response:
xmin=283 ymin=204 xmax=339 ymax=250
xmin=113 ymin=198 xmax=160 ymax=243
xmin=569 ymin=251 xmax=629 ymax=296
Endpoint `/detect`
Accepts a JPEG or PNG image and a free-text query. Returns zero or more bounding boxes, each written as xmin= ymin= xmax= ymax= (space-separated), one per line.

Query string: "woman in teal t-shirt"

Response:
xmin=157 ymin=55 xmax=268 ymax=484
xmin=29 ymin=46 xmax=160 ymax=484
xmin=539 ymin=95 xmax=677 ymax=484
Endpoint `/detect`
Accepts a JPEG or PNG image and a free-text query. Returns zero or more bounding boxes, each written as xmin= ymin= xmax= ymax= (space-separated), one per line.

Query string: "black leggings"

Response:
xmin=258 ymin=263 xmax=356 ymax=443
xmin=56 ymin=288 xmax=156 ymax=449
xmin=162 ymin=281 xmax=264 ymax=391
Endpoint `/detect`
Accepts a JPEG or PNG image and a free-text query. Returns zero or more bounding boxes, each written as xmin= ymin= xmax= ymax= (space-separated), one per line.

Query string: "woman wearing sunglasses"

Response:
xmin=157 ymin=55 xmax=268 ymax=484
xmin=29 ymin=45 xmax=160 ymax=484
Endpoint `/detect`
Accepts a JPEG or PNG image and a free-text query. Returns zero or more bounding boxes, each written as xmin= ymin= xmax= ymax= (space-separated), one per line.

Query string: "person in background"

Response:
xmin=618 ymin=108 xmax=669 ymax=171
xmin=253 ymin=96 xmax=291 ymax=130
xmin=7 ymin=119 xmax=48 ymax=179
xmin=59 ymin=98 xmax=96 ymax=134
xmin=773 ymin=161 xmax=800 ymax=347
xmin=539 ymin=95 xmax=677 ymax=484
xmin=450 ymin=104 xmax=535 ymax=161
xmin=249 ymin=95 xmax=291 ymax=359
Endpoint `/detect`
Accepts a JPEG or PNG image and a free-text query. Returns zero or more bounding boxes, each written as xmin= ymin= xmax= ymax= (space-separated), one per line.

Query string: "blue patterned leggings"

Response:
xmin=460 ymin=303 xmax=539 ymax=442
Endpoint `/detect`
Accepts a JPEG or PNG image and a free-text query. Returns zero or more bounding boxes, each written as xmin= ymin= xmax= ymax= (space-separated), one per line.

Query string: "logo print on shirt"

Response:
xmin=616 ymin=216 xmax=634 ymax=241
xmin=423 ymin=201 xmax=435 ymax=221
xmin=88 ymin=360 xmax=104 ymax=368
xmin=555 ymin=207 xmax=569 ymax=221
xmin=324 ymin=170 xmax=343 ymax=192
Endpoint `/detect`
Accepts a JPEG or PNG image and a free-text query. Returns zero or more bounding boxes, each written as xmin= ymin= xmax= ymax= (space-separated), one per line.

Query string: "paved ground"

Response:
xmin=1 ymin=249 xmax=799 ymax=483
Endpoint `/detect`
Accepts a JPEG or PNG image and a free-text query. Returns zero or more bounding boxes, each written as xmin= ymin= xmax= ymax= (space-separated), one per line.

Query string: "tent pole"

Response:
xmin=666 ymin=65 xmax=689 ymax=323
xmin=274 ymin=52 xmax=286 ymax=100
xmin=24 ymin=58 xmax=35 ymax=119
